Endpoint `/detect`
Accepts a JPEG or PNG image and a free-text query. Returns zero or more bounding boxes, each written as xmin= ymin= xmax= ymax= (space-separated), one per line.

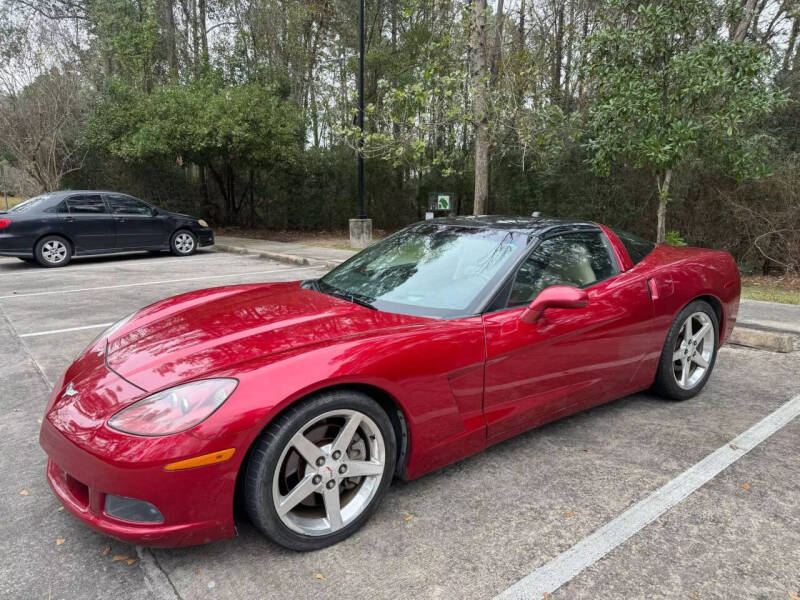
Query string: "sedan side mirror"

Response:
xmin=151 ymin=207 xmax=160 ymax=216
xmin=520 ymin=285 xmax=589 ymax=324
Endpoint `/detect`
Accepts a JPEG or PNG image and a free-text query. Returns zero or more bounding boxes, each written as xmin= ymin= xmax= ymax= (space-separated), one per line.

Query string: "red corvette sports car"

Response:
xmin=40 ymin=216 xmax=740 ymax=550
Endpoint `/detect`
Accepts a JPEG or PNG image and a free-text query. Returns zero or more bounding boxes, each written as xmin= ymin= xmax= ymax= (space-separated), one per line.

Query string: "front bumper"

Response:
xmin=40 ymin=405 xmax=241 ymax=547
xmin=198 ymin=228 xmax=215 ymax=247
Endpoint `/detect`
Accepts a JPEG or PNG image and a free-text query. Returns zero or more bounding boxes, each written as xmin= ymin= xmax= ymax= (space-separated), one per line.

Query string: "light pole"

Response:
xmin=349 ymin=0 xmax=372 ymax=248
xmin=357 ymin=0 xmax=365 ymax=220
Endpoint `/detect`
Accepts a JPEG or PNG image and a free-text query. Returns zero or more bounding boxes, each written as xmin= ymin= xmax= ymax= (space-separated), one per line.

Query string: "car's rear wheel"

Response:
xmin=244 ymin=390 xmax=396 ymax=551
xmin=652 ymin=300 xmax=719 ymax=401
xmin=34 ymin=235 xmax=71 ymax=268
xmin=170 ymin=230 xmax=197 ymax=256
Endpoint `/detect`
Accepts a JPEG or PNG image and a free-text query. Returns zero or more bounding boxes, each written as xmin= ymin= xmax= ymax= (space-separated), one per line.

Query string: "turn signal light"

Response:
xmin=164 ymin=448 xmax=236 ymax=471
xmin=0 ymin=219 xmax=10 ymax=229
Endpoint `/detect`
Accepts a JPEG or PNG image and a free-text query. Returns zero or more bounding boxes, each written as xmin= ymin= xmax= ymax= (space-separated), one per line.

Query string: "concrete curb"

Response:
xmin=728 ymin=326 xmax=797 ymax=353
xmin=213 ymin=243 xmax=342 ymax=270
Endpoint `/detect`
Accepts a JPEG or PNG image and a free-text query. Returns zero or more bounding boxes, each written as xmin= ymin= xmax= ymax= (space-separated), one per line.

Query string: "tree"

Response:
xmin=90 ymin=75 xmax=303 ymax=221
xmin=584 ymin=0 xmax=787 ymax=242
xmin=0 ymin=68 xmax=89 ymax=192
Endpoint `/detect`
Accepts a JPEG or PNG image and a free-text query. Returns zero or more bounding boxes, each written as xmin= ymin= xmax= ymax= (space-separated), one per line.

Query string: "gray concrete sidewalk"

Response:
xmin=214 ymin=235 xmax=356 ymax=268
xmin=738 ymin=299 xmax=800 ymax=335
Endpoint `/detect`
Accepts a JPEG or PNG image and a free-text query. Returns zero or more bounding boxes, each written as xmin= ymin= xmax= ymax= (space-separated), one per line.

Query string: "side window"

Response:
xmin=66 ymin=194 xmax=107 ymax=214
xmin=43 ymin=201 xmax=67 ymax=214
xmin=107 ymin=195 xmax=153 ymax=216
xmin=508 ymin=232 xmax=619 ymax=306
xmin=612 ymin=228 xmax=655 ymax=265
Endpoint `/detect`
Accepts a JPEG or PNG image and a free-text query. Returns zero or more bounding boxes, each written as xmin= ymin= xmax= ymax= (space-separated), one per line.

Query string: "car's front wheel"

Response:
xmin=244 ymin=390 xmax=396 ymax=551
xmin=652 ymin=300 xmax=719 ymax=401
xmin=34 ymin=235 xmax=72 ymax=268
xmin=170 ymin=230 xmax=197 ymax=256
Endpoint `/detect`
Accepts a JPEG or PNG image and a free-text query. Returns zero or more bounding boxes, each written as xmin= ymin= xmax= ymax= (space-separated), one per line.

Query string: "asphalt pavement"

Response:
xmin=0 ymin=249 xmax=797 ymax=600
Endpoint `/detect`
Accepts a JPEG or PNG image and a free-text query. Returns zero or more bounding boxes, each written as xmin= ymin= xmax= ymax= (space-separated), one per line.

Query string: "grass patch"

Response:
xmin=741 ymin=275 xmax=800 ymax=305
xmin=1 ymin=196 xmax=26 ymax=210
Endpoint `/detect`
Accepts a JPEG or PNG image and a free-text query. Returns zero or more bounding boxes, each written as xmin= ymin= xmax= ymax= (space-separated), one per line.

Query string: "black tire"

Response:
xmin=34 ymin=235 xmax=72 ymax=268
xmin=244 ymin=390 xmax=397 ymax=551
xmin=651 ymin=300 xmax=719 ymax=401
xmin=169 ymin=230 xmax=197 ymax=256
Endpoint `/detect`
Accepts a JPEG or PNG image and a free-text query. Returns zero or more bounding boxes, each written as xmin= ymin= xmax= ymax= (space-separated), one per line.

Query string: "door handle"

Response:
xmin=646 ymin=278 xmax=659 ymax=300
xmin=65 ymin=216 xmax=74 ymax=222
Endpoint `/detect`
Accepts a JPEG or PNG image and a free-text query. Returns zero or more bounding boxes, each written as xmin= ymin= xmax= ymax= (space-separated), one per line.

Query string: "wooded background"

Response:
xmin=0 ymin=0 xmax=798 ymax=272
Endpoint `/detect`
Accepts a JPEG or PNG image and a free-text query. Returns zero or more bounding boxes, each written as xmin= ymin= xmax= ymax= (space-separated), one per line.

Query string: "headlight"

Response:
xmin=197 ymin=219 xmax=208 ymax=227
xmin=108 ymin=378 xmax=238 ymax=436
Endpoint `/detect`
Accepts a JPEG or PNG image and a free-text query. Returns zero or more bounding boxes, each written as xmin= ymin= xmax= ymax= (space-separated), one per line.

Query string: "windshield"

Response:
xmin=8 ymin=194 xmax=54 ymax=213
xmin=318 ymin=223 xmax=528 ymax=318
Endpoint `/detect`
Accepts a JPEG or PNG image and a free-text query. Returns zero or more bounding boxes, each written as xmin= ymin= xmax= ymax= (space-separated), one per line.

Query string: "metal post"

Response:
xmin=2 ymin=164 xmax=7 ymax=210
xmin=357 ymin=0 xmax=365 ymax=219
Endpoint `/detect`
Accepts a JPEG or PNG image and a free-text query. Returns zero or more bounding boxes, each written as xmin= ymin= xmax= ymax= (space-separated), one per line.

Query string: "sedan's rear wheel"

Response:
xmin=244 ymin=391 xmax=396 ymax=551
xmin=652 ymin=300 xmax=719 ymax=401
xmin=34 ymin=235 xmax=71 ymax=268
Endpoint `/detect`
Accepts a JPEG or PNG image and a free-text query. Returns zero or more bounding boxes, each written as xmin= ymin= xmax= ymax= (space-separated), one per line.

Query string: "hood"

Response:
xmin=105 ymin=282 xmax=430 ymax=391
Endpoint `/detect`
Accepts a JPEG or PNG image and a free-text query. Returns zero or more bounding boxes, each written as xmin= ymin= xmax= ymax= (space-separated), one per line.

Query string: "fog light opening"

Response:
xmin=104 ymin=494 xmax=164 ymax=524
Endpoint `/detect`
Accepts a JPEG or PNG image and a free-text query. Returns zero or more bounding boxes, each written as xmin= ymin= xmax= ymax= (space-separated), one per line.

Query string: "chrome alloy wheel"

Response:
xmin=42 ymin=240 xmax=68 ymax=264
xmin=174 ymin=232 xmax=195 ymax=254
xmin=672 ymin=311 xmax=715 ymax=390
xmin=272 ymin=409 xmax=385 ymax=537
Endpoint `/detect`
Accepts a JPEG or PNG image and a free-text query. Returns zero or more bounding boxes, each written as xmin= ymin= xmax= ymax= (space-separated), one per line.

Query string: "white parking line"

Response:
xmin=19 ymin=322 xmax=114 ymax=338
xmin=495 ymin=393 xmax=800 ymax=600
xmin=0 ymin=266 xmax=322 ymax=299
xmin=0 ymin=252 xmax=256 ymax=278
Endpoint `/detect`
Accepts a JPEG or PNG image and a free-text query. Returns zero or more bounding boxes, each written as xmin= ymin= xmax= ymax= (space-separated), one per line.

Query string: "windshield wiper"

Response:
xmin=316 ymin=281 xmax=377 ymax=310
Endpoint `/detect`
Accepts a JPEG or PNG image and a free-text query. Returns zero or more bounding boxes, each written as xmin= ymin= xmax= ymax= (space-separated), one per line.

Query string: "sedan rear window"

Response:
xmin=612 ymin=229 xmax=655 ymax=265
xmin=8 ymin=194 xmax=54 ymax=213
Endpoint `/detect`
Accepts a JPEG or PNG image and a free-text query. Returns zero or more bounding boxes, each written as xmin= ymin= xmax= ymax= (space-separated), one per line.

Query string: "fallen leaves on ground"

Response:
xmin=564 ymin=512 xmax=575 ymax=518
xmin=403 ymin=513 xmax=413 ymax=521
xmin=55 ymin=539 xmax=65 ymax=546
xmin=102 ymin=547 xmax=110 ymax=556
xmin=112 ymin=554 xmax=138 ymax=565
xmin=315 ymin=573 xmax=326 ymax=580
xmin=20 ymin=489 xmax=29 ymax=496
xmin=742 ymin=483 xmax=751 ymax=491
xmin=688 ymin=593 xmax=699 ymax=599
xmin=787 ymin=591 xmax=800 ymax=600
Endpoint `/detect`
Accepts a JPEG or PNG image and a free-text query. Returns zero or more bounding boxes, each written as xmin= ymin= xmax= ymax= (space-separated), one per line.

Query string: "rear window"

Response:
xmin=613 ymin=229 xmax=655 ymax=265
xmin=8 ymin=195 xmax=54 ymax=213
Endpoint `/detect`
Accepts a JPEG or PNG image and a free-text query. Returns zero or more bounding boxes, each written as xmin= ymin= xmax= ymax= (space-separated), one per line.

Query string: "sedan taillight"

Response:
xmin=0 ymin=218 xmax=10 ymax=229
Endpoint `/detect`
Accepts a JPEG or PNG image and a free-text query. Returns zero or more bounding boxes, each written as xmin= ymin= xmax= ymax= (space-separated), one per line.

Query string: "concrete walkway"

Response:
xmin=738 ymin=299 xmax=800 ymax=335
xmin=214 ymin=235 xmax=355 ymax=268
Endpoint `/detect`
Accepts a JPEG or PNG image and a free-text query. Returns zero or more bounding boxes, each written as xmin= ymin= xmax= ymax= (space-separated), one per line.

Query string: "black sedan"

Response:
xmin=0 ymin=191 xmax=214 ymax=267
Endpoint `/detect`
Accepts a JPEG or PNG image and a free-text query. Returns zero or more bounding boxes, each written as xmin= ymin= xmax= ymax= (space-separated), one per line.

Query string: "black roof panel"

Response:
xmin=425 ymin=215 xmax=597 ymax=235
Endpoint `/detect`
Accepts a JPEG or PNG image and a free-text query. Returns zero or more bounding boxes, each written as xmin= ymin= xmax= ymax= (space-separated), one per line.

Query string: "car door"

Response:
xmin=62 ymin=194 xmax=116 ymax=252
xmin=482 ymin=230 xmax=655 ymax=445
xmin=105 ymin=194 xmax=167 ymax=249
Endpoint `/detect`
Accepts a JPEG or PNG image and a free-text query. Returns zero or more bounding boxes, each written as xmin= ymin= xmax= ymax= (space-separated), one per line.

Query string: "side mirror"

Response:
xmin=520 ymin=285 xmax=589 ymax=324
xmin=151 ymin=207 xmax=160 ymax=216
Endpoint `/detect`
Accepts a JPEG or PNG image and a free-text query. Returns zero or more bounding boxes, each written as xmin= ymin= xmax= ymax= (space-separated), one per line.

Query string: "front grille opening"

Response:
xmin=64 ymin=473 xmax=89 ymax=508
